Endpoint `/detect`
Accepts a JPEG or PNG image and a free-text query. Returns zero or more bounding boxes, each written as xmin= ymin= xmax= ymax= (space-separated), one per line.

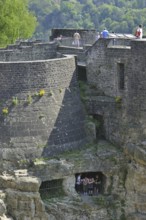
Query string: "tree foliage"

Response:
xmin=0 ymin=0 xmax=37 ymax=47
xmin=28 ymin=0 xmax=146 ymax=39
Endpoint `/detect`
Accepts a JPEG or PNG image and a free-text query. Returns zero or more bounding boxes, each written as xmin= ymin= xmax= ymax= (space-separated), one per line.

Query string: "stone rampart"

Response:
xmin=0 ymin=47 xmax=87 ymax=170
xmin=51 ymin=28 xmax=96 ymax=45
xmin=0 ymin=41 xmax=58 ymax=61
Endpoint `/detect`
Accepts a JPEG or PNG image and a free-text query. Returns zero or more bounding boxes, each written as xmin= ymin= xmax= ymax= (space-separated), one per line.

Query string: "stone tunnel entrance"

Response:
xmin=39 ymin=179 xmax=65 ymax=202
xmin=75 ymin=172 xmax=106 ymax=196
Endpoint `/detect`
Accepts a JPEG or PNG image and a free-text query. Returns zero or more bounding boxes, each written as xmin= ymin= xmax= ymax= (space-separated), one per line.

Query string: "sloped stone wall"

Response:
xmin=0 ymin=54 xmax=87 ymax=171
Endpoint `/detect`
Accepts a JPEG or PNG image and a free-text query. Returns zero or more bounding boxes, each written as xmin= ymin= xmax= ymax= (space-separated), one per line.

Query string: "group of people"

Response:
xmin=58 ymin=24 xmax=143 ymax=48
xmin=75 ymin=174 xmax=101 ymax=196
xmin=95 ymin=24 xmax=143 ymax=40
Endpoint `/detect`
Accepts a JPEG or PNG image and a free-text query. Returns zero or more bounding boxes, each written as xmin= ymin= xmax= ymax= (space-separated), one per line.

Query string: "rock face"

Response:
xmin=0 ymin=140 xmax=129 ymax=220
xmin=0 ymin=199 xmax=6 ymax=216
xmin=0 ymin=171 xmax=49 ymax=220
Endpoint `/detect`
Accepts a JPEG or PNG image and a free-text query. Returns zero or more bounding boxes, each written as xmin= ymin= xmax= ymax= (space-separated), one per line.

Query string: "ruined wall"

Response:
xmin=0 ymin=53 xmax=87 ymax=171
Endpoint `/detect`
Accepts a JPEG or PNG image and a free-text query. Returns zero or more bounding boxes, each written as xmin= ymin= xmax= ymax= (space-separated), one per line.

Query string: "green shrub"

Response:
xmin=12 ymin=97 xmax=18 ymax=105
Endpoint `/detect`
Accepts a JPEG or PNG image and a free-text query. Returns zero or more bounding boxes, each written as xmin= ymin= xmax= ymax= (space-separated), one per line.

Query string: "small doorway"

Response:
xmin=77 ymin=65 xmax=87 ymax=82
xmin=92 ymin=114 xmax=105 ymax=139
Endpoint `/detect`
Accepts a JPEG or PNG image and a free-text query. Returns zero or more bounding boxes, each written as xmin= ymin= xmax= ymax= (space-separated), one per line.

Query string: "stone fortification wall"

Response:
xmin=0 ymin=55 xmax=87 ymax=171
xmin=0 ymin=42 xmax=58 ymax=61
xmin=86 ymin=38 xmax=131 ymax=97
xmin=51 ymin=28 xmax=96 ymax=45
xmin=125 ymin=40 xmax=146 ymax=142
xmin=57 ymin=46 xmax=86 ymax=63
xmin=86 ymin=38 xmax=146 ymax=145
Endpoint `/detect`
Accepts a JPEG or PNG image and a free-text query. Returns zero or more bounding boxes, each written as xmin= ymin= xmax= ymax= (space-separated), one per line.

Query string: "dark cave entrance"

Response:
xmin=75 ymin=172 xmax=106 ymax=195
xmin=39 ymin=179 xmax=65 ymax=201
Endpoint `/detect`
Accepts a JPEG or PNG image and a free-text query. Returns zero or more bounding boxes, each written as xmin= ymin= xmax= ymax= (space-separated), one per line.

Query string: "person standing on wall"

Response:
xmin=101 ymin=28 xmax=109 ymax=38
xmin=135 ymin=25 xmax=143 ymax=39
xmin=73 ymin=31 xmax=81 ymax=47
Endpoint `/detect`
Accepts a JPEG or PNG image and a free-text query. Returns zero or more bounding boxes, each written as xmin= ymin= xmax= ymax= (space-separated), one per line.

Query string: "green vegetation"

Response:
xmin=78 ymin=81 xmax=88 ymax=102
xmin=93 ymin=195 xmax=107 ymax=207
xmin=1 ymin=0 xmax=146 ymax=46
xmin=86 ymin=115 xmax=101 ymax=129
xmin=28 ymin=0 xmax=146 ymax=40
xmin=2 ymin=107 xmax=8 ymax=115
xmin=52 ymin=142 xmax=97 ymax=160
xmin=0 ymin=0 xmax=37 ymax=47
xmin=2 ymin=0 xmax=146 ymax=45
xmin=12 ymin=97 xmax=18 ymax=106
xmin=39 ymin=89 xmax=45 ymax=97
xmin=115 ymin=96 xmax=122 ymax=103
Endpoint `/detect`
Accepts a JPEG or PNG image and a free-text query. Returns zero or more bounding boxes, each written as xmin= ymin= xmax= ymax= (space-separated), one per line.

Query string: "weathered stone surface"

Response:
xmin=46 ymin=199 xmax=109 ymax=220
xmin=0 ymin=215 xmax=13 ymax=220
xmin=0 ymin=200 xmax=6 ymax=216
xmin=0 ymin=174 xmax=40 ymax=192
xmin=0 ymin=50 xmax=87 ymax=171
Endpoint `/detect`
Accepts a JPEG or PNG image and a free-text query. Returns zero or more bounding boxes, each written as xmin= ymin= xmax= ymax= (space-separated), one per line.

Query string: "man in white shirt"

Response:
xmin=73 ymin=31 xmax=81 ymax=47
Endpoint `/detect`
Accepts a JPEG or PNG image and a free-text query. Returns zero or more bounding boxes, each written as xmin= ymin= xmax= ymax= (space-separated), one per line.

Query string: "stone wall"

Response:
xmin=0 ymin=42 xmax=58 ymax=61
xmin=86 ymin=38 xmax=130 ymax=144
xmin=86 ymin=38 xmax=146 ymax=145
xmin=51 ymin=28 xmax=96 ymax=45
xmin=0 ymin=54 xmax=87 ymax=171
xmin=57 ymin=46 xmax=86 ymax=63
xmin=125 ymin=40 xmax=146 ymax=141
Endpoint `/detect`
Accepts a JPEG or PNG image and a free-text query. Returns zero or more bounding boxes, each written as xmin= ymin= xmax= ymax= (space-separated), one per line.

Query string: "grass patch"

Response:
xmin=52 ymin=142 xmax=97 ymax=160
xmin=92 ymin=195 xmax=107 ymax=207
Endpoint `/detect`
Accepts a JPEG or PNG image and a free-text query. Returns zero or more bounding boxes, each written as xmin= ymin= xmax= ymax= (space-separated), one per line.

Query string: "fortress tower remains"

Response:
xmin=0 ymin=42 xmax=87 ymax=171
xmin=86 ymin=37 xmax=146 ymax=147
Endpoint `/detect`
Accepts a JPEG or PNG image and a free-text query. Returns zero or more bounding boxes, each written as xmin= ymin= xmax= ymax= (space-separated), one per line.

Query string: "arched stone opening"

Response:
xmin=39 ymin=179 xmax=65 ymax=201
xmin=75 ymin=172 xmax=106 ymax=196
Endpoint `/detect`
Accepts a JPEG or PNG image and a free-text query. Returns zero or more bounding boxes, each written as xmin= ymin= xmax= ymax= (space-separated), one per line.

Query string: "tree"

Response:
xmin=0 ymin=0 xmax=37 ymax=47
xmin=28 ymin=0 xmax=146 ymax=38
